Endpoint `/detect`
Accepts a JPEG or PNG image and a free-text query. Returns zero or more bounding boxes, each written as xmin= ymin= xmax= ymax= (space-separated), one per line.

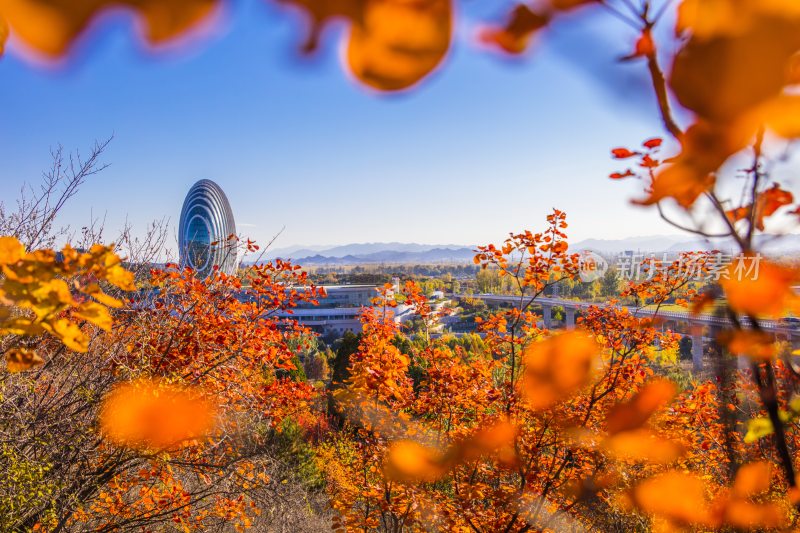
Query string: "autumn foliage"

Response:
xmin=3 ymin=0 xmax=800 ymax=531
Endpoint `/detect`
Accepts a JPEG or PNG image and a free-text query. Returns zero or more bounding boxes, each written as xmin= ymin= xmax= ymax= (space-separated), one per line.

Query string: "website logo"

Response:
xmin=579 ymin=250 xmax=608 ymax=282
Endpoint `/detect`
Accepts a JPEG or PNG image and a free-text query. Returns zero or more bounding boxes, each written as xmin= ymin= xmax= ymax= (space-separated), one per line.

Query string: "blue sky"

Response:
xmin=0 ymin=1 xmax=689 ymax=253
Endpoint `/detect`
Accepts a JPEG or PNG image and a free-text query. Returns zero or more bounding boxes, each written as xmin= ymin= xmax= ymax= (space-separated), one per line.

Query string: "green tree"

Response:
xmin=679 ymin=336 xmax=693 ymax=361
xmin=331 ymin=331 xmax=361 ymax=387
xmin=600 ymin=267 xmax=620 ymax=298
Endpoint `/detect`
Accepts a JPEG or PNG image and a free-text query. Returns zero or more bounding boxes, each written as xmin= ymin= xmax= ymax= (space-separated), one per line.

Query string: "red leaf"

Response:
xmin=634 ymin=29 xmax=655 ymax=57
xmin=643 ymin=137 xmax=663 ymax=149
xmin=611 ymin=148 xmax=637 ymax=159
xmin=610 ymin=170 xmax=635 ymax=180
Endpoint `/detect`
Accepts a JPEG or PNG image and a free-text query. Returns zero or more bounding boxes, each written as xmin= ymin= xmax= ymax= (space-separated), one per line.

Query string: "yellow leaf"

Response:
xmin=42 ymin=318 xmax=88 ymax=352
xmin=744 ymin=417 xmax=775 ymax=443
xmin=73 ymin=301 xmax=113 ymax=331
xmin=92 ymin=291 xmax=123 ymax=308
xmin=105 ymin=265 xmax=136 ymax=291
xmin=84 ymin=283 xmax=124 ymax=308
xmin=1 ymin=317 xmax=44 ymax=336
xmin=0 ymin=236 xmax=25 ymax=265
xmin=32 ymin=278 xmax=74 ymax=308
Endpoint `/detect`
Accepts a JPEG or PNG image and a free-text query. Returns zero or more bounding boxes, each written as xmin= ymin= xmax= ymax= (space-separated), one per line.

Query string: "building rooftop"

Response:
xmin=292 ymin=284 xmax=379 ymax=291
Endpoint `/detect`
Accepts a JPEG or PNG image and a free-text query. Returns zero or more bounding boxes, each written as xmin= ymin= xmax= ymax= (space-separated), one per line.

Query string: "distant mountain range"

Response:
xmin=247 ymin=235 xmax=800 ymax=265
xmin=263 ymin=242 xmax=469 ymax=260
xmin=286 ymin=248 xmax=476 ymax=265
xmin=572 ymin=234 xmax=800 ymax=256
xmin=253 ymin=243 xmax=473 ymax=265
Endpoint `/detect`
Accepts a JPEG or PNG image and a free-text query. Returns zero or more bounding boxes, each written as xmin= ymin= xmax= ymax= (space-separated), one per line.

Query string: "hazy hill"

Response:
xmin=570 ymin=235 xmax=687 ymax=254
xmin=572 ymin=234 xmax=800 ymax=255
xmin=289 ymin=247 xmax=476 ymax=265
xmin=248 ymin=235 xmax=800 ymax=266
xmin=262 ymin=242 xmax=471 ymax=261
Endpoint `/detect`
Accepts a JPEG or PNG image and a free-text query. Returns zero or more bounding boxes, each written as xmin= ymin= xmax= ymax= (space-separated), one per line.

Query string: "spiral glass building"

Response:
xmin=178 ymin=179 xmax=238 ymax=278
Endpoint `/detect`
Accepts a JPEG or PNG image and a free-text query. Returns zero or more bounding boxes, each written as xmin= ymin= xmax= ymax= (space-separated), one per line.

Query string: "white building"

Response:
xmin=278 ymin=284 xmax=413 ymax=335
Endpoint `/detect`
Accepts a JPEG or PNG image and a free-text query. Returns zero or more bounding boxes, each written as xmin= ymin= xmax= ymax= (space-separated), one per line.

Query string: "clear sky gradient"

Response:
xmin=0 ymin=2 xmax=696 ymax=253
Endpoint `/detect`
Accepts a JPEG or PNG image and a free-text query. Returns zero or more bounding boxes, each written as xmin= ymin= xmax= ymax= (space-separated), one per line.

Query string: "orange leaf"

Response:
xmin=99 ymin=379 xmax=218 ymax=450
xmin=478 ymin=4 xmax=549 ymax=55
xmin=630 ymin=471 xmax=711 ymax=525
xmin=671 ymin=12 xmax=800 ymax=123
xmin=0 ymin=17 xmax=7 ymax=56
xmin=346 ymin=0 xmax=452 ymax=91
xmin=723 ymin=500 xmax=788 ymax=530
xmin=635 ymin=122 xmax=747 ymax=208
xmin=754 ymin=184 xmax=794 ymax=230
xmin=726 ymin=205 xmax=751 ymax=224
xmin=0 ymin=0 xmax=221 ymax=58
xmin=635 ymin=159 xmax=715 ymax=209
xmin=678 ymin=0 xmax=800 ymax=40
xmin=606 ymin=379 xmax=676 ymax=434
xmin=732 ymin=461 xmax=771 ymax=498
xmin=720 ymin=258 xmax=799 ymax=318
xmin=718 ymin=330 xmax=776 ymax=360
xmin=601 ymin=429 xmax=684 ymax=464
xmin=521 ymin=330 xmax=599 ymax=410
xmin=5 ymin=347 xmax=43 ymax=372
xmin=384 ymin=440 xmax=449 ymax=482
xmin=383 ymin=419 xmax=518 ymax=483
xmin=550 ymin=0 xmax=597 ymax=10
xmin=750 ymin=94 xmax=800 ymax=138
xmin=459 ymin=419 xmax=517 ymax=464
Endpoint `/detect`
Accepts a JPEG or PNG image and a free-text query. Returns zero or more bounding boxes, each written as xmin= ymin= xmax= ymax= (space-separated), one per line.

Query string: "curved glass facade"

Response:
xmin=178 ymin=179 xmax=237 ymax=277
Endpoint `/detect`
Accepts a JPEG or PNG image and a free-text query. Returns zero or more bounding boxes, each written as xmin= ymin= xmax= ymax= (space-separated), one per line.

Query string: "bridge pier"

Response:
xmin=565 ymin=307 xmax=576 ymax=328
xmin=691 ymin=327 xmax=704 ymax=373
xmin=777 ymin=328 xmax=800 ymax=351
xmin=455 ymin=295 xmax=798 ymax=364
xmin=691 ymin=333 xmax=704 ymax=373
